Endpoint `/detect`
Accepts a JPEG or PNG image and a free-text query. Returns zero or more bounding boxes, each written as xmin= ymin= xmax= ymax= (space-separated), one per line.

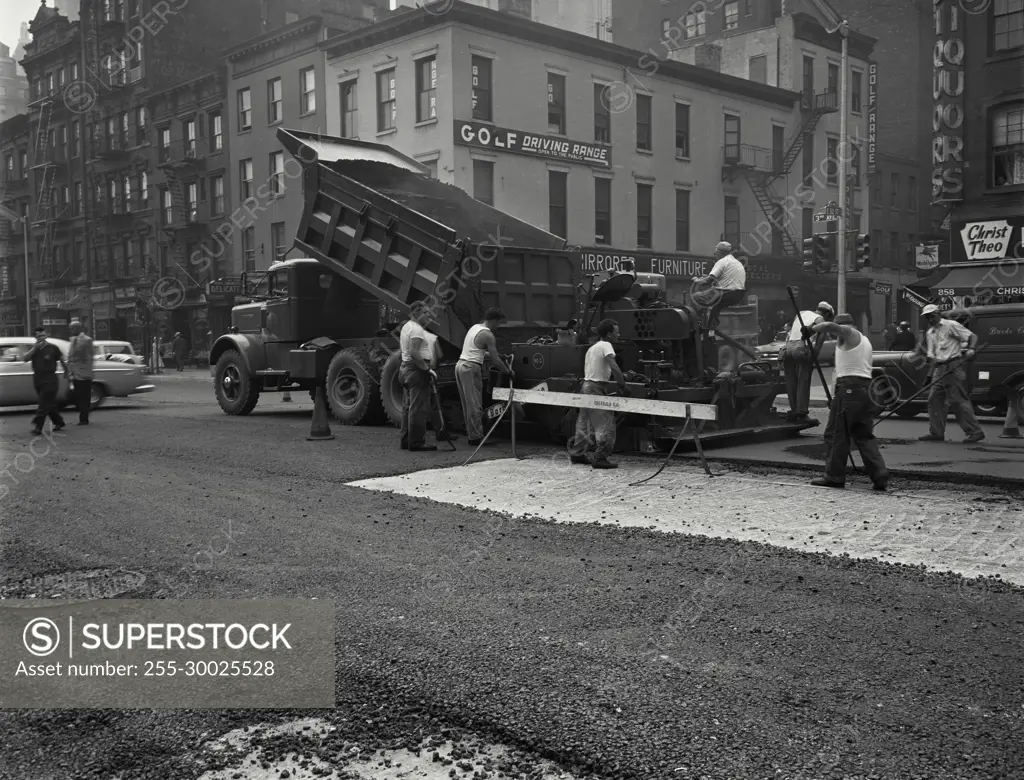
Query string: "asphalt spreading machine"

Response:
xmin=208 ymin=128 xmax=816 ymax=451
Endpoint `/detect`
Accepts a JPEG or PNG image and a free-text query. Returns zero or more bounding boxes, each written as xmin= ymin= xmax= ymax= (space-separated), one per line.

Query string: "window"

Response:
xmin=161 ymin=188 xmax=172 ymax=225
xmin=851 ymin=69 xmax=862 ymax=113
xmin=548 ymin=170 xmax=567 ymax=239
xmin=270 ymin=151 xmax=285 ymax=196
xmin=123 ymin=240 xmax=134 ymax=277
xmin=240 ymin=159 xmax=253 ymax=200
xmin=827 ymin=63 xmax=839 ymax=94
xmin=850 ymin=144 xmax=861 ymax=186
xmin=724 ymin=196 xmax=740 ymax=249
xmin=724 ymin=1 xmax=739 ymax=29
xmin=107 ymin=178 xmax=117 ymax=211
xmin=772 ymin=125 xmax=785 ymax=172
xmin=185 ymin=182 xmax=197 ymax=222
xmin=183 ymin=118 xmax=195 ymax=153
xmin=210 ymin=112 xmax=222 ymax=151
xmin=376 ymin=69 xmax=396 ymax=132
xmin=745 ymin=0 xmax=752 ymax=13
xmin=242 ymin=226 xmax=255 ymax=272
xmin=139 ymin=171 xmax=148 ymax=209
xmin=74 ymin=181 xmax=83 ymax=216
xmin=890 ymin=232 xmax=899 ymax=265
xmin=471 ymin=56 xmax=492 ymax=121
xmin=271 ymin=222 xmax=287 ymax=262
xmin=595 ymin=177 xmax=611 ymax=244
xmin=826 ymin=136 xmax=839 ymax=185
xmin=423 ymin=159 xmax=438 ymax=178
xmin=547 ymin=73 xmax=566 ymax=134
xmin=675 ymin=103 xmax=690 ymax=158
xmin=890 ymin=172 xmax=900 ymax=207
xmin=122 ymin=175 xmax=131 ymax=210
xmin=908 ymin=175 xmax=917 ymax=211
xmin=992 ymin=104 xmax=1024 ymax=187
xmin=724 ymin=113 xmax=740 ymax=160
xmin=300 ymin=67 xmax=315 ymax=114
xmin=685 ymin=9 xmax=706 ymax=38
xmin=415 ymin=57 xmax=437 ymax=122
xmin=802 ymin=55 xmax=814 ymax=100
xmin=662 ymin=19 xmax=671 ymax=37
xmin=994 ymin=0 xmax=1024 ymax=51
xmin=74 ymin=242 xmax=83 ymax=278
xmin=675 ymin=189 xmax=690 ymax=251
xmin=211 ymin=175 xmax=224 ymax=215
xmin=238 ymin=88 xmax=251 ymax=131
xmin=57 ymin=67 xmax=65 ymax=87
xmin=636 ymin=184 xmax=652 ymax=249
xmin=268 ymin=78 xmax=282 ymax=123
xmin=71 ymin=62 xmax=79 ymax=82
xmin=594 ymin=84 xmax=611 ymax=143
xmin=135 ymin=106 xmax=146 ymax=142
xmin=71 ymin=121 xmax=80 ymax=157
xmin=749 ymin=55 xmax=767 ymax=83
xmin=340 ymin=80 xmax=357 ymax=138
xmin=636 ymin=94 xmax=652 ymax=151
xmin=473 ymin=159 xmax=494 ymax=205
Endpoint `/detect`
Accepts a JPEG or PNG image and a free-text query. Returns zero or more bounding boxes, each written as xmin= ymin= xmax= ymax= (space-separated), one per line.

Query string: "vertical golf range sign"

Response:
xmin=866 ymin=61 xmax=878 ymax=175
xmin=932 ymin=0 xmax=964 ymax=204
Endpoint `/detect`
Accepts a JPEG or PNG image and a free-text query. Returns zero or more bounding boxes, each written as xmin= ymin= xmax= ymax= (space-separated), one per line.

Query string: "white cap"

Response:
xmin=816 ymin=301 xmax=834 ymax=315
xmin=715 ymin=241 xmax=732 ymax=253
xmin=921 ymin=304 xmax=940 ymax=315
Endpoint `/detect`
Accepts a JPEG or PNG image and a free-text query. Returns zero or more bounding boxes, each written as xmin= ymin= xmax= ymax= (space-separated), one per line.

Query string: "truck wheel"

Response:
xmin=379 ymin=351 xmax=404 ymax=428
xmin=215 ymin=351 xmax=260 ymax=415
xmin=325 ymin=347 xmax=384 ymax=425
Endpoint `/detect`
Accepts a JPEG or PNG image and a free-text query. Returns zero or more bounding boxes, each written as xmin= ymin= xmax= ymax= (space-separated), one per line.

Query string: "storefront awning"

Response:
xmin=922 ymin=263 xmax=1024 ymax=295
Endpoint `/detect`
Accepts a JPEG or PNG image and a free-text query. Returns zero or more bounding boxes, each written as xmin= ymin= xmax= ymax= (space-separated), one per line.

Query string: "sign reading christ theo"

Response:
xmin=932 ymin=0 xmax=964 ymax=204
xmin=454 ymin=121 xmax=611 ymax=167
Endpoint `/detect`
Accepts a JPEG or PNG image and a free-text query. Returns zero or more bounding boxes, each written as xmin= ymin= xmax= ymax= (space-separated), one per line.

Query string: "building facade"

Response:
xmin=321 ymin=2 xmax=861 ymax=324
xmin=918 ymin=0 xmax=1024 ymax=311
xmin=392 ymin=0 xmax=615 ymax=40
xmin=0 ymin=43 xmax=30 ymax=120
xmin=0 ymin=114 xmax=30 ymax=336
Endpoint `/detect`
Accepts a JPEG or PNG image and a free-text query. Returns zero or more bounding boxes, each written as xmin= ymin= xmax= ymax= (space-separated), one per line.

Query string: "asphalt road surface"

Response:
xmin=0 ymin=376 xmax=1021 ymax=780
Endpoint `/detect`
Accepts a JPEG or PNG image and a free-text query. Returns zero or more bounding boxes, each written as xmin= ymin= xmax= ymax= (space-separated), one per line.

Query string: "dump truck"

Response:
xmin=209 ymin=128 xmax=816 ymax=449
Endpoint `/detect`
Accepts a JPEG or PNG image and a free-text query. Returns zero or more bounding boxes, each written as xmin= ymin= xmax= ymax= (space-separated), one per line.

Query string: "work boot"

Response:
xmin=810 ymin=477 xmax=844 ymax=488
xmin=30 ymin=427 xmax=42 ymax=436
xmin=999 ymin=428 xmax=1022 ymax=439
xmin=963 ymin=431 xmax=986 ymax=443
xmin=918 ymin=434 xmax=944 ymax=442
xmin=873 ymin=481 xmax=888 ymax=492
xmin=569 ymin=454 xmax=590 ymax=465
xmin=591 ymin=458 xmax=618 ymax=469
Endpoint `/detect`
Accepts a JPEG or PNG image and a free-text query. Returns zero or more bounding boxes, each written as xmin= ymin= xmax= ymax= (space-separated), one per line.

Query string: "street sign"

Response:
xmin=813 ymin=201 xmax=843 ymax=222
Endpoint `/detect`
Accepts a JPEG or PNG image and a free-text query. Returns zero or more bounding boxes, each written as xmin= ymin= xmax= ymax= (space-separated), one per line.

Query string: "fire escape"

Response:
xmin=157 ymin=137 xmax=208 ymax=291
xmin=721 ymin=89 xmax=839 ymax=259
xmin=28 ymin=92 xmax=68 ymax=287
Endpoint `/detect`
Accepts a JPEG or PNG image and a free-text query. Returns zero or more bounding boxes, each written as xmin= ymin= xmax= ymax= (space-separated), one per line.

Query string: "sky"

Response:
xmin=1 ymin=0 xmax=48 ymax=57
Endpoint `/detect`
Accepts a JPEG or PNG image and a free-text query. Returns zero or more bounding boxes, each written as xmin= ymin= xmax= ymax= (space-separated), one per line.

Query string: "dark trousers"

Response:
xmin=783 ymin=341 xmax=813 ymax=415
xmin=73 ymin=378 xmax=92 ymax=423
xmin=696 ymin=288 xmax=747 ymax=331
xmin=399 ymin=362 xmax=431 ymax=449
xmin=32 ymin=377 xmax=65 ymax=431
xmin=823 ymin=377 xmax=888 ymax=485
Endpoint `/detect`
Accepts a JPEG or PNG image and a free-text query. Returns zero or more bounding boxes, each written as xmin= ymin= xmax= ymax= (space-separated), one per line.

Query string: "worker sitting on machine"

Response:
xmin=690 ymin=241 xmax=747 ymax=333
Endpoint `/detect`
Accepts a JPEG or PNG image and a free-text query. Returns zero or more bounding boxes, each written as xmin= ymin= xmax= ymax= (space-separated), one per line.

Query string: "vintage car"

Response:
xmin=0 ymin=337 xmax=155 ymax=409
xmin=756 ymin=331 xmax=838 ymax=367
xmin=93 ymin=340 xmax=145 ymax=366
xmin=869 ymin=304 xmax=1024 ymax=418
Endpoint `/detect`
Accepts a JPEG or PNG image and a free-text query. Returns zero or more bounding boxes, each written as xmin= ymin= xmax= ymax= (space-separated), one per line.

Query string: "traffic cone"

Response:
xmin=307 ymin=385 xmax=335 ymax=441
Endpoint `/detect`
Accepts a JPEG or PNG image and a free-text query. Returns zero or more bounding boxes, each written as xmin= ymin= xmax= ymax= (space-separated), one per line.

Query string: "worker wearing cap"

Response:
xmin=807 ymin=313 xmax=889 ymax=491
xmin=781 ymin=301 xmax=834 ymax=421
xmin=399 ymin=306 xmax=439 ymax=452
xmin=569 ymin=318 xmax=627 ymax=469
xmin=915 ymin=304 xmax=984 ymax=443
xmin=891 ymin=321 xmax=917 ymax=351
xmin=456 ymin=307 xmax=512 ymax=446
xmin=691 ymin=241 xmax=747 ymax=332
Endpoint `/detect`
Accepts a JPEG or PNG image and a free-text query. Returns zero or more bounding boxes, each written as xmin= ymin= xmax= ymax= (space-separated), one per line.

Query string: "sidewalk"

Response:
xmin=146 ymin=367 xmax=212 ymax=382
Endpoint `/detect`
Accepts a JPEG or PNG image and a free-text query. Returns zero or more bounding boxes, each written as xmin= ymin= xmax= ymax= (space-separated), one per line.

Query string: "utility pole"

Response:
xmin=836 ymin=20 xmax=850 ymax=314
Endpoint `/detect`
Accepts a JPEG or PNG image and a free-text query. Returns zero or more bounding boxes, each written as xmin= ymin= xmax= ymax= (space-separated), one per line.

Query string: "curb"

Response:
xmin=681 ymin=452 xmax=1024 ymax=490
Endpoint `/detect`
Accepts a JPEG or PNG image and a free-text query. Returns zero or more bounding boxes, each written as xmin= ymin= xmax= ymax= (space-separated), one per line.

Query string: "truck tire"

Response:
xmin=325 ymin=347 xmax=384 ymax=425
xmin=379 ymin=351 xmax=404 ymax=428
xmin=215 ymin=350 xmax=260 ymax=415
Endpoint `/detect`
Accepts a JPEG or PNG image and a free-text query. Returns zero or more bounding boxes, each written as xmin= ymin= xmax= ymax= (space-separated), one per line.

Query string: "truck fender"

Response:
xmin=210 ymin=334 xmax=267 ymax=374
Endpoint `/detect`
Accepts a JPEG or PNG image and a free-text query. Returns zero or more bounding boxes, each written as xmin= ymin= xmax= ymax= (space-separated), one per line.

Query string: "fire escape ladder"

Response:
xmin=740 ymin=170 xmax=800 ymax=258
xmin=82 ymin=0 xmax=103 ymax=286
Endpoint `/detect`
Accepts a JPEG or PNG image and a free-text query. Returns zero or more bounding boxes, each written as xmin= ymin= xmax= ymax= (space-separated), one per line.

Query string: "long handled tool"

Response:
xmin=629 ymin=406 xmax=717 ymax=487
xmin=429 ymin=376 xmax=457 ymax=451
xmin=785 ymin=287 xmax=858 ymax=473
xmin=872 ymin=345 xmax=987 ymax=428
xmin=462 ymin=364 xmax=516 ymax=466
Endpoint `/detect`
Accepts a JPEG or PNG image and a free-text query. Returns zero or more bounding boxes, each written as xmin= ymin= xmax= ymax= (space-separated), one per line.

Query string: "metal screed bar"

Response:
xmin=490 ymin=388 xmax=719 ymax=420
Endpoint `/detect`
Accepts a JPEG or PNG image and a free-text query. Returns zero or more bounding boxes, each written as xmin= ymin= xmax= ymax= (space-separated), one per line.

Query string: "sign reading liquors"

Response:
xmin=454 ymin=121 xmax=611 ymax=167
xmin=867 ymin=61 xmax=878 ymax=174
xmin=932 ymin=0 xmax=964 ymax=204
xmin=953 ymin=218 xmax=1023 ymax=263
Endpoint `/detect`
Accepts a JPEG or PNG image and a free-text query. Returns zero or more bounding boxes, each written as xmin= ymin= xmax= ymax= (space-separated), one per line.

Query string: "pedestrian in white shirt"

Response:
xmin=569 ymin=319 xmax=627 ymax=469
xmin=915 ymin=304 xmax=984 ymax=443
xmin=691 ymin=242 xmax=747 ymax=332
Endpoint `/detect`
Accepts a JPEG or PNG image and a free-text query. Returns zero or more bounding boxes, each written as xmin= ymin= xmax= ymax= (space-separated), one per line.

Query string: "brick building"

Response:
xmin=0 ymin=43 xmax=30 ymax=121
xmin=0 ymin=114 xmax=30 ymax=335
xmin=393 ymin=0 xmax=615 ymax=40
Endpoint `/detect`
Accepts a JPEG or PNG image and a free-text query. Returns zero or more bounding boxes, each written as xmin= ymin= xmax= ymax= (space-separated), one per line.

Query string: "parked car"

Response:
xmin=870 ymin=303 xmax=1024 ymax=418
xmin=93 ymin=340 xmax=145 ymax=366
xmin=0 ymin=337 xmax=155 ymax=409
xmin=756 ymin=331 xmax=837 ymax=366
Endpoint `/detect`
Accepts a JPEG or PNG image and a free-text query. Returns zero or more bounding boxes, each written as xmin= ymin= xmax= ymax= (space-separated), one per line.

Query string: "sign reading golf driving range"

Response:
xmin=454 ymin=121 xmax=611 ymax=167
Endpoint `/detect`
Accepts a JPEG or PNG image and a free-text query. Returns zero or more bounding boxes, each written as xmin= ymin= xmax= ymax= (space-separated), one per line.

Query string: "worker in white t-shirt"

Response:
xmin=398 ymin=306 xmax=440 ymax=451
xmin=569 ymin=318 xmax=627 ymax=469
xmin=691 ymin=241 xmax=748 ymax=332
xmin=781 ymin=301 xmax=834 ymax=420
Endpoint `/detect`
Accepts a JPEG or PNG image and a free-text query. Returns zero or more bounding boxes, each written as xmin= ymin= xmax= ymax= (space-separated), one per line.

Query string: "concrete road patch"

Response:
xmin=349 ymin=458 xmax=1024 ymax=585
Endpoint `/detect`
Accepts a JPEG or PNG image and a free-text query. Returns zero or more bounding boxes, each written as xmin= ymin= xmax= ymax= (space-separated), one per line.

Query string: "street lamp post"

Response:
xmin=837 ymin=20 xmax=850 ymax=315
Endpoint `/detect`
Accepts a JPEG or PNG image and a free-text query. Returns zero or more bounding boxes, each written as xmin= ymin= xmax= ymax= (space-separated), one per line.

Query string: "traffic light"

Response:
xmin=802 ymin=237 xmax=815 ymax=270
xmin=855 ymin=233 xmax=870 ymax=267
xmin=813 ymin=234 xmax=832 ymax=273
